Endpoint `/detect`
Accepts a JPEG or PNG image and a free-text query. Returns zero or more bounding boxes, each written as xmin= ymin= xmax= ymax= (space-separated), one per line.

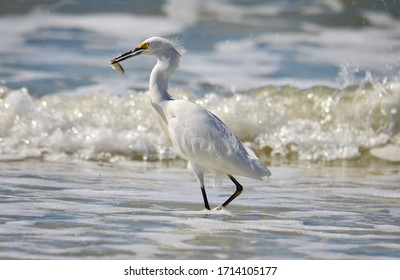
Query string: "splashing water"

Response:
xmin=1 ymin=76 xmax=399 ymax=163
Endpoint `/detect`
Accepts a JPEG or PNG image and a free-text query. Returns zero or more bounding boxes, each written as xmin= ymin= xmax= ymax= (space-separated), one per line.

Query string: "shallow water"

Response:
xmin=1 ymin=0 xmax=400 ymax=260
xmin=0 ymin=160 xmax=399 ymax=259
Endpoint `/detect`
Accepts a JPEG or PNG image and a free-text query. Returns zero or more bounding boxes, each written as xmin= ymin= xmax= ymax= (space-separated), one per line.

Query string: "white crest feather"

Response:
xmin=167 ymin=37 xmax=185 ymax=56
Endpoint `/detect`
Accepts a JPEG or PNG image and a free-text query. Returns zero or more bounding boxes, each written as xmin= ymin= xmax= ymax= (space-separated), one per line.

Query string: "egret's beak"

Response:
xmin=110 ymin=47 xmax=144 ymax=64
xmin=109 ymin=47 xmax=145 ymax=75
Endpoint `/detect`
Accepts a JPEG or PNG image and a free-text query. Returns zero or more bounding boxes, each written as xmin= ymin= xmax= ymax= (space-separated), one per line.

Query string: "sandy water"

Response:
xmin=1 ymin=159 xmax=399 ymax=259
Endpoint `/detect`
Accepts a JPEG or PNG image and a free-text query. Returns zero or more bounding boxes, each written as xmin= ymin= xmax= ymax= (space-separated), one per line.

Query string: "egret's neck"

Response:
xmin=149 ymin=49 xmax=181 ymax=103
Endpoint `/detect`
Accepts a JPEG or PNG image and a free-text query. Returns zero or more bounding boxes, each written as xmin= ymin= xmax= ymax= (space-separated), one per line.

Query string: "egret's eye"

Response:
xmin=138 ymin=42 xmax=149 ymax=50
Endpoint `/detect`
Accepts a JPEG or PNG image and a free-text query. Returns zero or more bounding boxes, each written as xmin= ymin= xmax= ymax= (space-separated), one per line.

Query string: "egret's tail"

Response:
xmin=254 ymin=160 xmax=272 ymax=180
xmin=244 ymin=146 xmax=271 ymax=179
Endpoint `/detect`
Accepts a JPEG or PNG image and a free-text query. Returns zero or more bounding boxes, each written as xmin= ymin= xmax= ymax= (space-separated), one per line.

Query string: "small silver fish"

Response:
xmin=109 ymin=59 xmax=125 ymax=75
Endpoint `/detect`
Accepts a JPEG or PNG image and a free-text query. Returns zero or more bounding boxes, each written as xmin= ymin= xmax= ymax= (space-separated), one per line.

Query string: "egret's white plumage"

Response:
xmin=110 ymin=37 xmax=271 ymax=210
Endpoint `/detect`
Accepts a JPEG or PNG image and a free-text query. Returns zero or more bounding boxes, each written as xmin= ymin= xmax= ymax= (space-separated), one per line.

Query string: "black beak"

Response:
xmin=110 ymin=47 xmax=144 ymax=64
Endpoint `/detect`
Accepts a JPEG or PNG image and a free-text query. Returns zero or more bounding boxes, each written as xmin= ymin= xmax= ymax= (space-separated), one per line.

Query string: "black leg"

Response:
xmin=201 ymin=185 xmax=211 ymax=210
xmin=217 ymin=174 xmax=243 ymax=210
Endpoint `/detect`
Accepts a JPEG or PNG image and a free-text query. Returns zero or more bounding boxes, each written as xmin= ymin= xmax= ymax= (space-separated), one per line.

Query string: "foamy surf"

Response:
xmin=1 ymin=78 xmax=399 ymax=163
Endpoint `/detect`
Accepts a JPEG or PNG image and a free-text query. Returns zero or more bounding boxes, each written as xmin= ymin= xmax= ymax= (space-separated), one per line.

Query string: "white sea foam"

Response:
xmin=1 ymin=77 xmax=399 ymax=162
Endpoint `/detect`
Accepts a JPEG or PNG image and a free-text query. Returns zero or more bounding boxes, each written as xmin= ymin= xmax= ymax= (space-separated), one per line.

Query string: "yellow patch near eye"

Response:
xmin=138 ymin=42 xmax=149 ymax=50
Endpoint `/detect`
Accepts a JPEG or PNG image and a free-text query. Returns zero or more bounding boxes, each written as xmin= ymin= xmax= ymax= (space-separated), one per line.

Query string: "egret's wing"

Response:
xmin=166 ymin=100 xmax=270 ymax=179
xmin=167 ymin=101 xmax=230 ymax=161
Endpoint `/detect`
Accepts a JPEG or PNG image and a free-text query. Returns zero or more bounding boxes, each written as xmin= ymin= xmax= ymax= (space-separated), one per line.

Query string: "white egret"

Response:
xmin=110 ymin=37 xmax=271 ymax=210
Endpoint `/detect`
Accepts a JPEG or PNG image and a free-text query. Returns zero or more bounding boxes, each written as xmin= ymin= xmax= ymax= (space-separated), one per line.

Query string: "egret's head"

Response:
xmin=110 ymin=37 xmax=184 ymax=67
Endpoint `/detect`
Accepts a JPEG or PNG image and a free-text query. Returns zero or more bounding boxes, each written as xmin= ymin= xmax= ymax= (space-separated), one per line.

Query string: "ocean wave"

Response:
xmin=0 ymin=79 xmax=399 ymax=163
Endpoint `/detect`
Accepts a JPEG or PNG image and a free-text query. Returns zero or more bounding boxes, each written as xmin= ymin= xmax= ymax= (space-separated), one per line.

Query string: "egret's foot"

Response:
xmin=215 ymin=205 xmax=224 ymax=211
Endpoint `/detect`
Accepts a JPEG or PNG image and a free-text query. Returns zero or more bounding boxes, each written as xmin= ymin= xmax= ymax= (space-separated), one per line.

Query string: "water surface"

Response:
xmin=0 ymin=0 xmax=399 ymax=259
